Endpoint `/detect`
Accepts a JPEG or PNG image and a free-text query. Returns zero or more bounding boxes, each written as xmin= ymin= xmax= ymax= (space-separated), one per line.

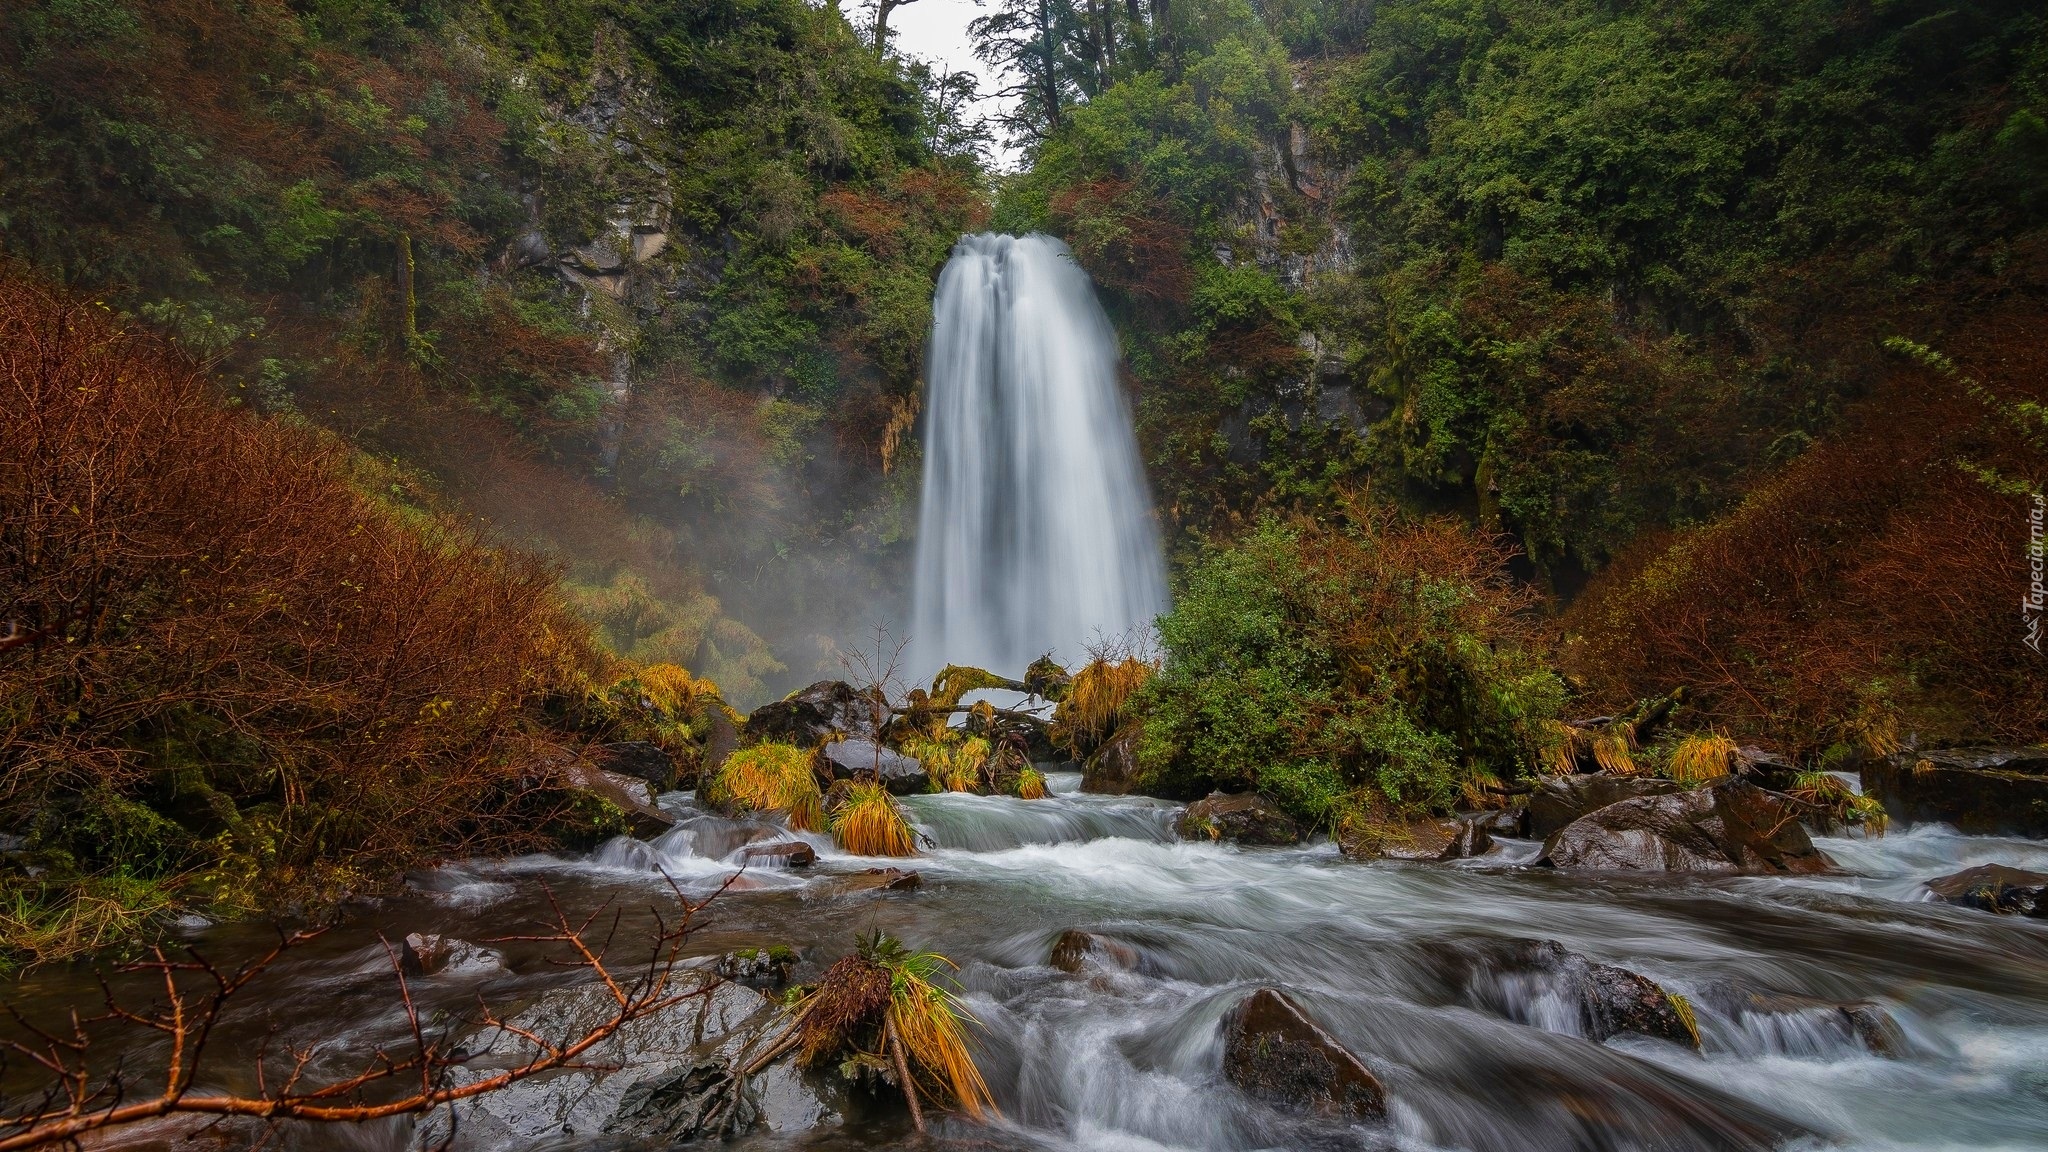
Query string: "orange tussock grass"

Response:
xmin=706 ymin=744 xmax=823 ymax=831
xmin=831 ymin=781 xmax=916 ymax=856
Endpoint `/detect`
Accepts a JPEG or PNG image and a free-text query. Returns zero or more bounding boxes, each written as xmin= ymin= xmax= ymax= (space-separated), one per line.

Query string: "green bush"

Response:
xmin=1135 ymin=500 xmax=1565 ymax=826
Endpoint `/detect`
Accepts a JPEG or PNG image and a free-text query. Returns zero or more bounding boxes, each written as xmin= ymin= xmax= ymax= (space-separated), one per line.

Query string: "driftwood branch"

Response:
xmin=0 ymin=874 xmax=730 ymax=1150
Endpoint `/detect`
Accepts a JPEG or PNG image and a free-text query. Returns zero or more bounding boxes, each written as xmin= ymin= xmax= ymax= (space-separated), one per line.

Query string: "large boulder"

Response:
xmin=818 ymin=738 xmax=928 ymax=794
xmin=1080 ymin=724 xmax=1142 ymax=795
xmin=589 ymin=741 xmax=678 ymax=792
xmin=742 ymin=681 xmax=880 ymax=747
xmin=1923 ymin=863 xmax=2048 ymax=917
xmin=1862 ymin=747 xmax=2048 ymax=837
xmin=1177 ymin=792 xmax=1303 ymax=846
xmin=1538 ymin=779 xmax=1831 ymax=874
xmin=1220 ymin=989 xmax=1387 ymax=1119
xmin=414 ymin=974 xmax=834 ymax=1149
xmin=1527 ymin=774 xmax=1683 ymax=840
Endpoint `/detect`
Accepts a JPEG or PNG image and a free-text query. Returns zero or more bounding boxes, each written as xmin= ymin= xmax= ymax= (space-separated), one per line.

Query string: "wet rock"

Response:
xmin=818 ymin=738 xmax=928 ymax=794
xmin=398 ymin=933 xmax=499 ymax=978
xmin=741 ymin=840 xmax=817 ymax=868
xmin=1469 ymin=808 xmax=1526 ymax=840
xmin=743 ymin=680 xmax=881 ymax=747
xmin=820 ymin=867 xmax=921 ymax=896
xmin=1923 ymin=863 xmax=2048 ymax=917
xmin=1048 ymin=929 xmax=1141 ymax=974
xmin=414 ymin=976 xmax=834 ymax=1149
xmin=1581 ymin=960 xmax=1699 ymax=1049
xmin=1732 ymin=746 xmax=1800 ymax=791
xmin=557 ymin=759 xmax=675 ymax=839
xmin=1220 ymin=989 xmax=1387 ymax=1119
xmin=1464 ymin=940 xmax=1699 ymax=1049
xmin=701 ymin=705 xmax=741 ymax=785
xmin=1538 ymin=779 xmax=1830 ymax=874
xmin=1527 ymin=774 xmax=1683 ymax=841
xmin=716 ymin=945 xmax=798 ymax=987
xmin=1081 ymin=724 xmax=1142 ymax=795
xmin=590 ymin=740 xmax=678 ymax=792
xmin=1862 ymin=747 xmax=2048 ymax=838
xmin=1347 ymin=815 xmax=1497 ymax=861
xmin=1178 ymin=792 xmax=1303 ymax=846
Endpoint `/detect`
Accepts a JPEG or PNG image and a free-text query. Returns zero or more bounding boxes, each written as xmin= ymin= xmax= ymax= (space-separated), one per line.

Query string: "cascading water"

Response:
xmin=911 ymin=233 xmax=1168 ymax=677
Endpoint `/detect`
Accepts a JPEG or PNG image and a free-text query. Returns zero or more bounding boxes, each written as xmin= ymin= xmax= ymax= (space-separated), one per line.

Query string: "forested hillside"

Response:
xmin=2 ymin=0 xmax=988 ymax=702
xmin=2 ymin=0 xmax=2044 ymax=958
xmin=983 ymin=0 xmax=2046 ymax=751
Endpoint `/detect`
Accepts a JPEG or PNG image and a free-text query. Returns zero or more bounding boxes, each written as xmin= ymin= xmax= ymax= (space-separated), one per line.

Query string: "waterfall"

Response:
xmin=910 ymin=233 xmax=1168 ymax=679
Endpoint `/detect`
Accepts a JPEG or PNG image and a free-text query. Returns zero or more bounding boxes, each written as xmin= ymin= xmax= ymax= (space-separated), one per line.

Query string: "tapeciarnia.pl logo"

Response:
xmin=2028 ymin=492 xmax=2045 ymax=653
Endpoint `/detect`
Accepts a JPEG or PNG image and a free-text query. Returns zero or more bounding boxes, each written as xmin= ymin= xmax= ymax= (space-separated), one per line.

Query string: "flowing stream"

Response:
xmin=910 ymin=233 xmax=1168 ymax=677
xmin=14 ymin=780 xmax=2045 ymax=1151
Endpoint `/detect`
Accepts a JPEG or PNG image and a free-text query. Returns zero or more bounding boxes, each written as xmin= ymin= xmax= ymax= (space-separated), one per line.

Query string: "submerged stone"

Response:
xmin=1458 ymin=939 xmax=1700 ymax=1050
xmin=1048 ymin=929 xmax=1142 ymax=974
xmin=1220 ymin=988 xmax=1387 ymax=1119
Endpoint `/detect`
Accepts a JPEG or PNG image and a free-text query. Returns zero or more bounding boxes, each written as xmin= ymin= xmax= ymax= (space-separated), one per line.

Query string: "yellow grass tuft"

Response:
xmin=1666 ymin=990 xmax=1702 ymax=1049
xmin=868 ymin=934 xmax=997 ymax=1121
xmin=706 ymin=743 xmax=823 ymax=831
xmin=1666 ymin=732 xmax=1738 ymax=784
xmin=1014 ymin=766 xmax=1048 ymax=800
xmin=906 ymin=734 xmax=989 ymax=793
xmin=832 ymin=781 xmax=917 ymax=856
xmin=1592 ymin=725 xmax=1638 ymax=775
xmin=1790 ymin=769 xmax=1890 ymax=835
xmin=1056 ymin=656 xmax=1154 ymax=755
xmin=631 ymin=662 xmax=719 ymax=717
xmin=1538 ymin=720 xmax=1585 ymax=776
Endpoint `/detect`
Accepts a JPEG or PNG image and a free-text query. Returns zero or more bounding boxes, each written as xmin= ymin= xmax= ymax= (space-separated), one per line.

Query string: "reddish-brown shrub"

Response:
xmin=1049 ymin=178 xmax=1193 ymax=307
xmin=0 ymin=276 xmax=599 ymax=886
xmin=1564 ymin=306 xmax=2048 ymax=753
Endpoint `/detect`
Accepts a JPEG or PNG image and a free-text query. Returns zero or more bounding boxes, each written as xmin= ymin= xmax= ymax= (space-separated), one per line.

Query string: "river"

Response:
xmin=8 ymin=774 xmax=2046 ymax=1151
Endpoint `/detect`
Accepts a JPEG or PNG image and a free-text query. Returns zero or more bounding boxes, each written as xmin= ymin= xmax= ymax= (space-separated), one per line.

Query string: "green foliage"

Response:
xmin=1134 ymin=504 xmax=1565 ymax=825
xmin=1011 ymin=0 xmax=2048 ymax=575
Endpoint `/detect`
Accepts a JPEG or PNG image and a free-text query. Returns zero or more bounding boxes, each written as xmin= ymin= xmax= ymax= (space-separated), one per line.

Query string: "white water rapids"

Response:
xmin=910 ymin=233 xmax=1168 ymax=678
xmin=20 ymin=780 xmax=2046 ymax=1151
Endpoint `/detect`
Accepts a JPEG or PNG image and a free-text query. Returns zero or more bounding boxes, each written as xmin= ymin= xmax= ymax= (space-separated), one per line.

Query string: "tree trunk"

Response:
xmin=396 ymin=232 xmax=419 ymax=360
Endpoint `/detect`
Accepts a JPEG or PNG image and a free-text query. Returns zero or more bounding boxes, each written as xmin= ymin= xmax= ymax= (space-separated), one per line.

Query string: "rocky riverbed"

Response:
xmin=5 ymin=774 xmax=2047 ymax=1151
